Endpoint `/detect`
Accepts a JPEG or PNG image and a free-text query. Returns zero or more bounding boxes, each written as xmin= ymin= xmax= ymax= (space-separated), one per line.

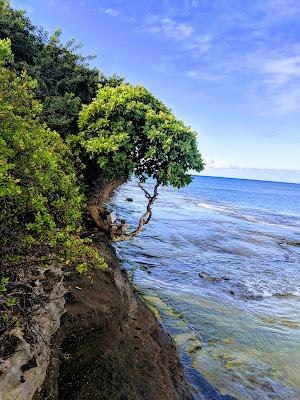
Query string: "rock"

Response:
xmin=186 ymin=339 xmax=202 ymax=354
xmin=199 ymin=271 xmax=209 ymax=279
xmin=0 ymin=263 xmax=66 ymax=400
xmin=207 ymin=338 xmax=218 ymax=346
xmin=126 ymin=197 xmax=133 ymax=202
xmin=174 ymin=333 xmax=202 ymax=355
xmin=222 ymin=338 xmax=234 ymax=344
xmin=225 ymin=359 xmax=242 ymax=369
xmin=198 ymin=271 xmax=230 ymax=282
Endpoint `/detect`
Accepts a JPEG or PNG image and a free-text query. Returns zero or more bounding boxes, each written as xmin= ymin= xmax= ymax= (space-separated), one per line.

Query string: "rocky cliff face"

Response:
xmin=0 ymin=263 xmax=66 ymax=400
xmin=1 ymin=233 xmax=194 ymax=400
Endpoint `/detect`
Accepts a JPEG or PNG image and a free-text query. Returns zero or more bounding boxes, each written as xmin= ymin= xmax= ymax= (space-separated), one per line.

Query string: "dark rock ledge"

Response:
xmin=0 ymin=232 xmax=194 ymax=400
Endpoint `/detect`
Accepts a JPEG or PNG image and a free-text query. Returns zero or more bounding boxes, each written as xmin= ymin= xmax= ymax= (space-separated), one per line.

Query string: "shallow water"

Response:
xmin=113 ymin=176 xmax=300 ymax=399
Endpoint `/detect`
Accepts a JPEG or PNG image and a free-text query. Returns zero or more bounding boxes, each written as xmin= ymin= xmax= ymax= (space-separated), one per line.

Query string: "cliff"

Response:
xmin=0 ymin=232 xmax=194 ymax=400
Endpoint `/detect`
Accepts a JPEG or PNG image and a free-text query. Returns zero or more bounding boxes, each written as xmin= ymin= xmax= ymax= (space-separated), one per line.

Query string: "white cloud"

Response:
xmin=145 ymin=16 xmax=213 ymax=56
xmin=104 ymin=8 xmax=119 ymax=17
xmin=258 ymin=0 xmax=300 ymax=23
xmin=101 ymin=7 xmax=136 ymax=23
xmin=245 ymin=51 xmax=300 ymax=114
xmin=186 ymin=70 xmax=222 ymax=82
xmin=202 ymin=166 xmax=300 ymax=183
xmin=201 ymin=157 xmax=300 ymax=183
xmin=185 ymin=34 xmax=213 ymax=55
xmin=272 ymin=88 xmax=300 ymax=114
xmin=204 ymin=158 xmax=239 ymax=169
xmin=146 ymin=16 xmax=193 ymax=40
xmin=260 ymin=55 xmax=300 ymax=85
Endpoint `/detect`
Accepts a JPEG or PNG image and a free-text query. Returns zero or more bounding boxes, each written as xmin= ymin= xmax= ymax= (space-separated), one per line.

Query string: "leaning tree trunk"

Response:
xmin=87 ymin=176 xmax=127 ymax=232
xmin=111 ymin=182 xmax=159 ymax=242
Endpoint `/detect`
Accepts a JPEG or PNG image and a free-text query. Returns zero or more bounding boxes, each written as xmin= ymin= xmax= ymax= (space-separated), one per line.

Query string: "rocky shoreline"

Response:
xmin=0 ymin=232 xmax=195 ymax=400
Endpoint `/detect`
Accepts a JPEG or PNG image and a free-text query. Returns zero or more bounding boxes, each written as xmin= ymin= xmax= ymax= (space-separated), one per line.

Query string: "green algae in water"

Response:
xmin=222 ymin=338 xmax=234 ymax=344
xmin=142 ymin=294 xmax=184 ymax=320
xmin=224 ymin=359 xmax=242 ymax=369
xmin=143 ymin=298 xmax=162 ymax=319
xmin=174 ymin=333 xmax=202 ymax=355
xmin=156 ymin=291 xmax=300 ymax=400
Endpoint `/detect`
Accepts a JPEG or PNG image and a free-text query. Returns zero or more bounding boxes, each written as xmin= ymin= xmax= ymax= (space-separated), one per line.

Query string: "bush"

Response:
xmin=0 ymin=61 xmax=84 ymax=247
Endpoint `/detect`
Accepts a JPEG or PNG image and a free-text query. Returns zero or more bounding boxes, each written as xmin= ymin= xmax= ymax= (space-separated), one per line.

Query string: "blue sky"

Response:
xmin=13 ymin=0 xmax=300 ymax=183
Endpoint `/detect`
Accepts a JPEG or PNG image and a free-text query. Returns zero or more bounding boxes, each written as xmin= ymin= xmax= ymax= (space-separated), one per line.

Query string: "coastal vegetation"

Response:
xmin=0 ymin=0 xmax=203 ymax=341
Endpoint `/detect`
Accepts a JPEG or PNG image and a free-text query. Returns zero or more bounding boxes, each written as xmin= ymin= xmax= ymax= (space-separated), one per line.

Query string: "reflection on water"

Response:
xmin=113 ymin=176 xmax=300 ymax=400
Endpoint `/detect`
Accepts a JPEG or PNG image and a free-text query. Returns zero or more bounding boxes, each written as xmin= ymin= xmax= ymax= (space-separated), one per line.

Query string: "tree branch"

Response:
xmin=111 ymin=182 xmax=159 ymax=242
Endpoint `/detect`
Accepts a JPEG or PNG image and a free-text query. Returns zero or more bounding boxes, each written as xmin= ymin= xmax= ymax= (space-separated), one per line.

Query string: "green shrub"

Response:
xmin=0 ymin=62 xmax=84 ymax=246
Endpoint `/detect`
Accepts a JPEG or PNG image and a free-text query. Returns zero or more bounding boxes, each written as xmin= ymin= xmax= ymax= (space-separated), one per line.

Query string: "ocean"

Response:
xmin=112 ymin=176 xmax=300 ymax=400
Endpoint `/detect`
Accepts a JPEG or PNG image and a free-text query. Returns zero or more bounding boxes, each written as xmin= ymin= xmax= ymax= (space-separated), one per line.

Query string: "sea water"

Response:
xmin=112 ymin=176 xmax=300 ymax=400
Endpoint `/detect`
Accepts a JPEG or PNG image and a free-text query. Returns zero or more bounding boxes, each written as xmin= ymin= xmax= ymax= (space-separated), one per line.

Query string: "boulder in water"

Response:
xmin=199 ymin=271 xmax=229 ymax=282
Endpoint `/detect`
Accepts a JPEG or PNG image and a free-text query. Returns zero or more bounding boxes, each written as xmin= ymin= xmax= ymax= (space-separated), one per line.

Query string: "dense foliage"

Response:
xmin=0 ymin=39 xmax=83 ymax=245
xmin=76 ymin=84 xmax=204 ymax=188
xmin=0 ymin=38 xmax=106 ymax=328
xmin=0 ymin=0 xmax=99 ymax=137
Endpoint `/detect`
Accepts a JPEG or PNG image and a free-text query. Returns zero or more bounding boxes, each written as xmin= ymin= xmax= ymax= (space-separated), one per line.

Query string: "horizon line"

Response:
xmin=193 ymin=174 xmax=300 ymax=186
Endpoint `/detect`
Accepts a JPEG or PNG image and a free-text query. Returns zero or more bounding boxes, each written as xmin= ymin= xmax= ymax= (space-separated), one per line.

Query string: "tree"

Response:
xmin=73 ymin=83 xmax=204 ymax=241
xmin=0 ymin=39 xmax=84 ymax=249
xmin=0 ymin=0 xmax=40 ymax=67
xmin=0 ymin=1 xmax=100 ymax=137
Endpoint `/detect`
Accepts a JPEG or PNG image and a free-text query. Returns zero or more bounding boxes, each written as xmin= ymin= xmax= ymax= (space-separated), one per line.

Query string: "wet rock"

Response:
xmin=222 ymin=338 xmax=234 ymax=345
xmin=175 ymin=333 xmax=202 ymax=355
xmin=225 ymin=359 xmax=242 ymax=369
xmin=199 ymin=271 xmax=230 ymax=282
xmin=187 ymin=339 xmax=202 ymax=354
xmin=281 ymin=240 xmax=300 ymax=247
xmin=207 ymin=338 xmax=218 ymax=346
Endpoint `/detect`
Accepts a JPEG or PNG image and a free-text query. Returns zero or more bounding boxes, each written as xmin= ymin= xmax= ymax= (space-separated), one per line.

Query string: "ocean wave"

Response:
xmin=197 ymin=201 xmax=299 ymax=230
xmin=197 ymin=202 xmax=231 ymax=213
xmin=231 ymin=282 xmax=300 ymax=300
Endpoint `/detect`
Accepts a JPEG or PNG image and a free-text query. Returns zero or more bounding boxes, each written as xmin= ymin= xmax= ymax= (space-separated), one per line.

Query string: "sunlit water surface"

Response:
xmin=112 ymin=176 xmax=300 ymax=400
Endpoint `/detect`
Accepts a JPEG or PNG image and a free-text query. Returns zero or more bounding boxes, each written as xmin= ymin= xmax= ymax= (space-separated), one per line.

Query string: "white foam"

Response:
xmin=197 ymin=201 xmax=298 ymax=231
xmin=197 ymin=202 xmax=231 ymax=213
xmin=235 ymin=282 xmax=300 ymax=300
